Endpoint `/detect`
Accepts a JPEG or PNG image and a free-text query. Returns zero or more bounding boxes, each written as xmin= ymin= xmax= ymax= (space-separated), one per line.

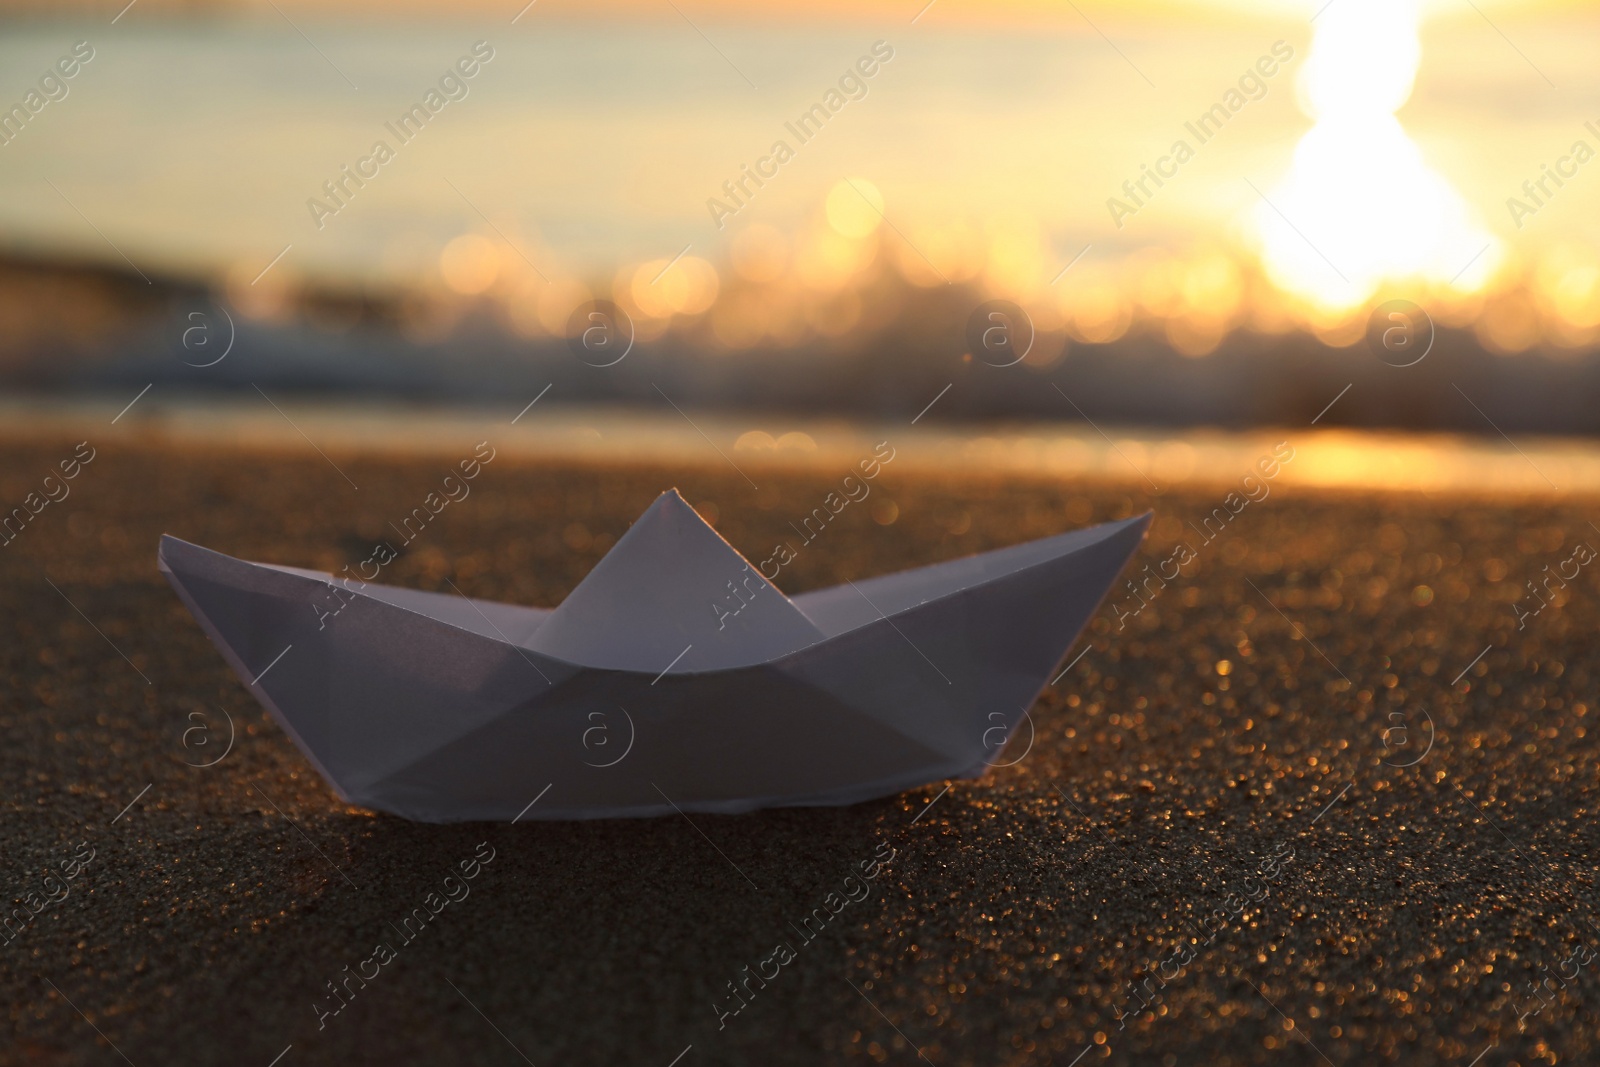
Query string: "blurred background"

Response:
xmin=1 ymin=0 xmax=1597 ymax=436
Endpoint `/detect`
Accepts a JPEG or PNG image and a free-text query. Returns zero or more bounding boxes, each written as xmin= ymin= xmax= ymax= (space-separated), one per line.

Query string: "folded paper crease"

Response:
xmin=159 ymin=489 xmax=1150 ymax=821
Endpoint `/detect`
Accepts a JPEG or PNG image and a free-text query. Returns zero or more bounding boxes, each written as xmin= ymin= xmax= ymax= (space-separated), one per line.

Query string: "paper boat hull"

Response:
xmin=159 ymin=511 xmax=1149 ymax=821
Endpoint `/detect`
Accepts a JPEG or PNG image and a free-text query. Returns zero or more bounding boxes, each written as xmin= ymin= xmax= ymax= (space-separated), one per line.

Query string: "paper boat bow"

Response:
xmin=160 ymin=490 xmax=1149 ymax=821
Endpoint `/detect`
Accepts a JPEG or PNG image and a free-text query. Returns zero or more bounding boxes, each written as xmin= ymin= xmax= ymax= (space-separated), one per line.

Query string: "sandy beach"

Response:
xmin=3 ymin=426 xmax=1597 ymax=1067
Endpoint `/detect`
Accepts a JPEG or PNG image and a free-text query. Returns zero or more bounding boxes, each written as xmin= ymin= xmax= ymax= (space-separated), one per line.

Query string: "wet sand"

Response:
xmin=2 ymin=430 xmax=1596 ymax=1066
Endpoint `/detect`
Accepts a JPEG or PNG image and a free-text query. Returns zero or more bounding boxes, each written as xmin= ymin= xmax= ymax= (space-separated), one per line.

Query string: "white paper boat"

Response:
xmin=159 ymin=491 xmax=1150 ymax=821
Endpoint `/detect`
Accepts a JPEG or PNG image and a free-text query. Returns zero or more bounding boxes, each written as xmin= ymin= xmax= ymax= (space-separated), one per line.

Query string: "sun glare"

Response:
xmin=1254 ymin=0 xmax=1499 ymax=308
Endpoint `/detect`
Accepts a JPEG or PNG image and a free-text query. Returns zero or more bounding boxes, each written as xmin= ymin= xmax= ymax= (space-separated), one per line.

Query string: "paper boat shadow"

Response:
xmin=160 ymin=490 xmax=1150 ymax=821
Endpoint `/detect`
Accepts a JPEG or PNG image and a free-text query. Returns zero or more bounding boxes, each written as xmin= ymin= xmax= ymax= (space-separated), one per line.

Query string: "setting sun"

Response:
xmin=1253 ymin=0 xmax=1501 ymax=308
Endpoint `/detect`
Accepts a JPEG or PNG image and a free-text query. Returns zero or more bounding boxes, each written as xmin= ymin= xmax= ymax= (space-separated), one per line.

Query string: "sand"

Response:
xmin=1 ymin=431 xmax=1596 ymax=1066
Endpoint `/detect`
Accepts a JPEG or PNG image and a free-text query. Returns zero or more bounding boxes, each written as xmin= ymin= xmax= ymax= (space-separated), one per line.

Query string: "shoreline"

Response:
xmin=3 ymin=394 xmax=1599 ymax=500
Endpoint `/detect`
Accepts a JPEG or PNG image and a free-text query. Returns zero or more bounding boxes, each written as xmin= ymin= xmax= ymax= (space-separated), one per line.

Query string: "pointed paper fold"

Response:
xmin=532 ymin=489 xmax=824 ymax=672
xmin=159 ymin=492 xmax=1151 ymax=821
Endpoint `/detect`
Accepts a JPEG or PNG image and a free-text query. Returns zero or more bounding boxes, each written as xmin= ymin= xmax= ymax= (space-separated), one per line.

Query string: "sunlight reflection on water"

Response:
xmin=4 ymin=397 xmax=1596 ymax=499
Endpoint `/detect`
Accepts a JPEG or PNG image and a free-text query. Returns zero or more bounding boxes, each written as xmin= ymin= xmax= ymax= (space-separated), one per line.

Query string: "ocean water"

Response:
xmin=4 ymin=395 xmax=1597 ymax=499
